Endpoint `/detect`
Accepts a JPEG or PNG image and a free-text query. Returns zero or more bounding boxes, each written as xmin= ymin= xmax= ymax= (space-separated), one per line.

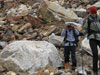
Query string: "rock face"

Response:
xmin=39 ymin=1 xmax=78 ymax=22
xmin=0 ymin=41 xmax=62 ymax=74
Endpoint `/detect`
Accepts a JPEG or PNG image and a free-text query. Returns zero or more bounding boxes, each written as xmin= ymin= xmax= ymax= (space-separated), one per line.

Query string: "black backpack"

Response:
xmin=63 ymin=28 xmax=79 ymax=44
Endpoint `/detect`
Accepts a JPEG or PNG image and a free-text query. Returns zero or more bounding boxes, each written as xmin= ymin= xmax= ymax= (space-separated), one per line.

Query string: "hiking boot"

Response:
xmin=72 ymin=66 xmax=76 ymax=71
xmin=64 ymin=63 xmax=70 ymax=69
xmin=91 ymin=72 xmax=98 ymax=75
xmin=94 ymin=72 xmax=98 ymax=75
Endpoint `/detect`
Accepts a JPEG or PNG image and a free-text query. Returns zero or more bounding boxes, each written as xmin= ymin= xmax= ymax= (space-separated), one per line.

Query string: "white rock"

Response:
xmin=92 ymin=1 xmax=100 ymax=9
xmin=82 ymin=0 xmax=89 ymax=3
xmin=6 ymin=0 xmax=14 ymax=2
xmin=0 ymin=41 xmax=62 ymax=74
xmin=6 ymin=71 xmax=16 ymax=75
xmin=0 ymin=21 xmax=6 ymax=25
xmin=50 ymin=72 xmax=54 ymax=75
xmin=77 ymin=67 xmax=87 ymax=75
xmin=48 ymin=33 xmax=64 ymax=46
xmin=7 ymin=8 xmax=16 ymax=17
xmin=17 ymin=4 xmax=29 ymax=15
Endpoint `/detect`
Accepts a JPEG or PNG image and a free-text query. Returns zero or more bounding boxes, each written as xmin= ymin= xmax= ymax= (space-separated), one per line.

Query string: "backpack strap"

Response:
xmin=63 ymin=29 xmax=79 ymax=43
xmin=73 ymin=29 xmax=79 ymax=43
xmin=63 ymin=30 xmax=67 ymax=42
xmin=87 ymin=17 xmax=100 ymax=38
xmin=87 ymin=17 xmax=91 ymax=37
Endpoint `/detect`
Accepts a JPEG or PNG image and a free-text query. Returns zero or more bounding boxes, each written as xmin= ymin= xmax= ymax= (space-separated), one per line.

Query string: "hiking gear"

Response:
xmin=89 ymin=39 xmax=100 ymax=73
xmin=79 ymin=32 xmax=84 ymax=36
xmin=87 ymin=16 xmax=100 ymax=37
xmin=72 ymin=66 xmax=76 ymax=71
xmin=94 ymin=72 xmax=98 ymax=75
xmin=64 ymin=63 xmax=70 ymax=69
xmin=89 ymin=6 xmax=97 ymax=14
xmin=81 ymin=14 xmax=100 ymax=41
xmin=63 ymin=28 xmax=79 ymax=46
xmin=92 ymin=72 xmax=98 ymax=75
xmin=64 ymin=46 xmax=77 ymax=67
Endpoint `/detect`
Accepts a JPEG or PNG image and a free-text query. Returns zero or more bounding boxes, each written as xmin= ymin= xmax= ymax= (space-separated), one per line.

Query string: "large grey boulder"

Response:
xmin=48 ymin=33 xmax=64 ymax=47
xmin=0 ymin=41 xmax=62 ymax=74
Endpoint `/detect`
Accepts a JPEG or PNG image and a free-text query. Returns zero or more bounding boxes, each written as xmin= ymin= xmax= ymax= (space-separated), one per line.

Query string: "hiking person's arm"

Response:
xmin=61 ymin=28 xmax=66 ymax=36
xmin=80 ymin=19 xmax=88 ymax=36
xmin=75 ymin=28 xmax=80 ymax=35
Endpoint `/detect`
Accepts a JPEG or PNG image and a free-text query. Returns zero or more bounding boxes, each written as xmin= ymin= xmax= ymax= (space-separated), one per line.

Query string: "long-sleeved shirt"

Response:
xmin=61 ymin=28 xmax=79 ymax=46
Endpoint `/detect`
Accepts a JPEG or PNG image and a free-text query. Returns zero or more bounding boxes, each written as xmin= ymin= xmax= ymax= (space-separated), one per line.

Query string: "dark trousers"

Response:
xmin=0 ymin=1 xmax=4 ymax=8
xmin=89 ymin=39 xmax=100 ymax=73
xmin=64 ymin=46 xmax=77 ymax=67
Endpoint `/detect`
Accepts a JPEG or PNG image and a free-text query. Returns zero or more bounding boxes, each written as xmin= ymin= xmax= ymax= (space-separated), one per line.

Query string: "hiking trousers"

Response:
xmin=89 ymin=39 xmax=100 ymax=73
xmin=64 ymin=46 xmax=77 ymax=67
xmin=0 ymin=1 xmax=4 ymax=8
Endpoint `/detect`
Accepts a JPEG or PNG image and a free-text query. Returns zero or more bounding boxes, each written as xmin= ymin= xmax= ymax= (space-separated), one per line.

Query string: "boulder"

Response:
xmin=39 ymin=1 xmax=78 ymax=22
xmin=48 ymin=33 xmax=64 ymax=47
xmin=0 ymin=21 xmax=6 ymax=25
xmin=82 ymin=0 xmax=89 ymax=3
xmin=6 ymin=71 xmax=16 ymax=75
xmin=74 ymin=8 xmax=86 ymax=17
xmin=0 ymin=41 xmax=62 ymax=74
xmin=97 ymin=9 xmax=100 ymax=16
xmin=7 ymin=8 xmax=16 ymax=17
xmin=92 ymin=1 xmax=100 ymax=9
xmin=17 ymin=4 xmax=29 ymax=16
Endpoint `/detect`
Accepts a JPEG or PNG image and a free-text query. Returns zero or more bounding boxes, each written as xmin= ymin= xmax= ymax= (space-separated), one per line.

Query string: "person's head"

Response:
xmin=66 ymin=24 xmax=74 ymax=30
xmin=89 ymin=6 xmax=97 ymax=17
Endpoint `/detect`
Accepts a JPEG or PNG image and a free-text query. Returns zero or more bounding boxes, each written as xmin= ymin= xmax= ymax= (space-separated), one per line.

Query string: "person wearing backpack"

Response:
xmin=80 ymin=6 xmax=100 ymax=75
xmin=61 ymin=23 xmax=79 ymax=70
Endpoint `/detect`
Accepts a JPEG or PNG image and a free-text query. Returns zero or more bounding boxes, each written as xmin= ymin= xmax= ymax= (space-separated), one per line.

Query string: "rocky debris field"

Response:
xmin=0 ymin=0 xmax=100 ymax=75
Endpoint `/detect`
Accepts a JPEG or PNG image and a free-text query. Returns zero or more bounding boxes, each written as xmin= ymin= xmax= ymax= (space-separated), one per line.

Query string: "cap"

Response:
xmin=89 ymin=6 xmax=97 ymax=14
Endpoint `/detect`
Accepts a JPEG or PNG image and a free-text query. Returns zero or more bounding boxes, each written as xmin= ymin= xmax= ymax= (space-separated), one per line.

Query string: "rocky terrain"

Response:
xmin=0 ymin=0 xmax=100 ymax=75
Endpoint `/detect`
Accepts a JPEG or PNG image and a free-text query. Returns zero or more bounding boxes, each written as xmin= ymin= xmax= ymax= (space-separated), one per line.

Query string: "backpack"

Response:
xmin=87 ymin=17 xmax=100 ymax=37
xmin=63 ymin=28 xmax=79 ymax=45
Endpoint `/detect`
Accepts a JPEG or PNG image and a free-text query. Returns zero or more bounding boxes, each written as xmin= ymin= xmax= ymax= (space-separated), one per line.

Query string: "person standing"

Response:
xmin=80 ymin=6 xmax=100 ymax=75
xmin=61 ymin=24 xmax=79 ymax=70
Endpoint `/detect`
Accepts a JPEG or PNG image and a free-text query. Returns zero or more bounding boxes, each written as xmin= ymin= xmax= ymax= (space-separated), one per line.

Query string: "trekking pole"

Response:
xmin=81 ymin=48 xmax=84 ymax=75
xmin=79 ymin=47 xmax=84 ymax=75
xmin=79 ymin=36 xmax=85 ymax=75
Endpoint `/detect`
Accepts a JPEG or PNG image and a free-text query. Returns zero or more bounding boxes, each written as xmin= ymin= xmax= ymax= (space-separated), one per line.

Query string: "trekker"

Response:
xmin=61 ymin=23 xmax=79 ymax=70
xmin=0 ymin=0 xmax=4 ymax=8
xmin=80 ymin=6 xmax=100 ymax=75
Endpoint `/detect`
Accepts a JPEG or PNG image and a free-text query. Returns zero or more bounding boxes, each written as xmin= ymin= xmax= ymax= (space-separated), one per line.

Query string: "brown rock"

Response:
xmin=18 ymin=23 xmax=31 ymax=33
xmin=41 ymin=25 xmax=56 ymax=37
xmin=0 ymin=65 xmax=5 ymax=72
xmin=6 ymin=71 xmax=16 ymax=75
xmin=26 ymin=15 xmax=44 ymax=26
